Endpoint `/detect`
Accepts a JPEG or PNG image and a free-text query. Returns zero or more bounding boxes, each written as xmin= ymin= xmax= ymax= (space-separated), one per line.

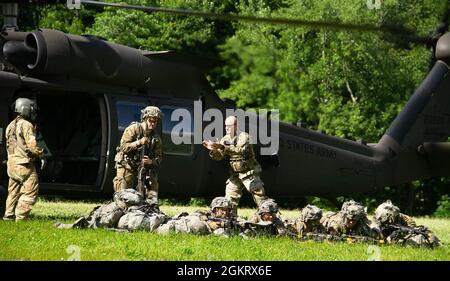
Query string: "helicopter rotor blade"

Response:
xmin=80 ymin=0 xmax=428 ymax=44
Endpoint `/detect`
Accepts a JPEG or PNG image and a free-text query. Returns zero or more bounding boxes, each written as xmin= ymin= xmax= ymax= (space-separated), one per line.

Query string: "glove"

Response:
xmin=132 ymin=137 xmax=150 ymax=149
xmin=138 ymin=137 xmax=150 ymax=146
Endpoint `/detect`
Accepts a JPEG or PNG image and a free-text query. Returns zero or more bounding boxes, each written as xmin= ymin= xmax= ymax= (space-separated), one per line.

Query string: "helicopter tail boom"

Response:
xmin=374 ymin=34 xmax=450 ymax=185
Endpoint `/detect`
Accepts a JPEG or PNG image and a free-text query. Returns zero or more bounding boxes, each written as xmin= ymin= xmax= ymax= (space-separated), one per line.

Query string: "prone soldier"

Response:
xmin=156 ymin=197 xmax=241 ymax=236
xmin=294 ymin=204 xmax=325 ymax=237
xmin=374 ymin=200 xmax=440 ymax=248
xmin=56 ymin=189 xmax=167 ymax=231
xmin=248 ymin=199 xmax=289 ymax=236
xmin=320 ymin=200 xmax=380 ymax=239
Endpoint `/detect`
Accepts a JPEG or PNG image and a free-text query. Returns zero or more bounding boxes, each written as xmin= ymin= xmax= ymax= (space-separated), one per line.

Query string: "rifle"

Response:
xmin=381 ymin=224 xmax=440 ymax=248
xmin=301 ymin=232 xmax=381 ymax=244
xmin=136 ymin=136 xmax=157 ymax=198
xmin=382 ymin=224 xmax=429 ymax=237
xmin=136 ymin=139 xmax=148 ymax=198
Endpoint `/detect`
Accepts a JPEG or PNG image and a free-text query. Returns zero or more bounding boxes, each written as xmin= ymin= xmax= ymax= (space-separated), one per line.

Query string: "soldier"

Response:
xmin=248 ymin=199 xmax=288 ymax=236
xmin=3 ymin=98 xmax=44 ymax=221
xmin=156 ymin=197 xmax=239 ymax=236
xmin=320 ymin=200 xmax=380 ymax=239
xmin=113 ymin=106 xmax=162 ymax=203
xmin=374 ymin=200 xmax=440 ymax=247
xmin=294 ymin=204 xmax=325 ymax=237
xmin=374 ymin=200 xmax=415 ymax=227
xmin=202 ymin=115 xmax=268 ymax=216
xmin=209 ymin=196 xmax=233 ymax=220
xmin=56 ymin=189 xmax=167 ymax=231
xmin=156 ymin=210 xmax=212 ymax=236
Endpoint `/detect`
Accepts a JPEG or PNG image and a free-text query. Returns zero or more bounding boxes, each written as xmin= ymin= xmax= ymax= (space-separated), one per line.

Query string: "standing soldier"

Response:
xmin=3 ymin=98 xmax=44 ymax=221
xmin=113 ymin=106 xmax=162 ymax=203
xmin=202 ymin=115 xmax=269 ymax=216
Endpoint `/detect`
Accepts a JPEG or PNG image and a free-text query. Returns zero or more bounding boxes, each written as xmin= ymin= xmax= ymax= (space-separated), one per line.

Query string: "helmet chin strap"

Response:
xmin=142 ymin=120 xmax=152 ymax=136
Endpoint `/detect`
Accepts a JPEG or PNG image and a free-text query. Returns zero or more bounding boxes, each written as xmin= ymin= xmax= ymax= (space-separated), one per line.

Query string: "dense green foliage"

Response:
xmin=0 ymin=199 xmax=449 ymax=261
xmin=15 ymin=0 xmax=450 ymax=215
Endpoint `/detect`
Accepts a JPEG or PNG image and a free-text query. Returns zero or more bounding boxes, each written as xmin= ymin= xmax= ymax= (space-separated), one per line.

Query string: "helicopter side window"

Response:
xmin=161 ymin=105 xmax=193 ymax=156
xmin=116 ymin=101 xmax=146 ymax=132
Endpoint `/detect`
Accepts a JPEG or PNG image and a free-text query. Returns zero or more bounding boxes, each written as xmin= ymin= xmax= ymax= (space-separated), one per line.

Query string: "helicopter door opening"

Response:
xmin=28 ymin=92 xmax=104 ymax=188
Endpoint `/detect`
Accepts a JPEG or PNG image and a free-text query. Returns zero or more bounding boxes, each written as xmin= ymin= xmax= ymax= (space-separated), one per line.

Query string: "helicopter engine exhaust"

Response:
xmin=2 ymin=36 xmax=37 ymax=68
xmin=1 ymin=29 xmax=151 ymax=88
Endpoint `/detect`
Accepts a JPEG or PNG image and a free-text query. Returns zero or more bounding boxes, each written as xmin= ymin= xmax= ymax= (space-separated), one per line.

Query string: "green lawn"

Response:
xmin=0 ymin=198 xmax=449 ymax=261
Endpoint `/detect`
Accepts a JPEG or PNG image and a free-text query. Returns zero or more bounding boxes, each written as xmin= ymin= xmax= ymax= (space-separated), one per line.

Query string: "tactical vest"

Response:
xmin=115 ymin=122 xmax=158 ymax=169
xmin=224 ymin=133 xmax=258 ymax=173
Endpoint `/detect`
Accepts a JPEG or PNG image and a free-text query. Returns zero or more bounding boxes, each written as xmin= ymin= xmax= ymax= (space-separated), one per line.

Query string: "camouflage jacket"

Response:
xmin=6 ymin=116 xmax=44 ymax=164
xmin=115 ymin=122 xmax=162 ymax=171
xmin=248 ymin=213 xmax=292 ymax=236
xmin=294 ymin=219 xmax=326 ymax=237
xmin=380 ymin=224 xmax=440 ymax=248
xmin=209 ymin=132 xmax=261 ymax=174
xmin=397 ymin=213 xmax=416 ymax=227
xmin=320 ymin=211 xmax=381 ymax=239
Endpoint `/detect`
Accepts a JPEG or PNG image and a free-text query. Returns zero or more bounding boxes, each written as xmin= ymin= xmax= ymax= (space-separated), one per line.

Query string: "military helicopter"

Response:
xmin=1 ymin=1 xmax=450 ymax=215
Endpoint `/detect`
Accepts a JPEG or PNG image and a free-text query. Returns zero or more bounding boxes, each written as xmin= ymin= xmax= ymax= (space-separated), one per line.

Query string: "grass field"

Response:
xmin=0 ymin=198 xmax=449 ymax=261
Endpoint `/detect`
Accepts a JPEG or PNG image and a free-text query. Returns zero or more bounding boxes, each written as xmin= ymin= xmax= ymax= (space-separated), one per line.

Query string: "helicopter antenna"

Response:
xmin=79 ymin=0 xmax=428 ymax=44
xmin=1 ymin=2 xmax=19 ymax=30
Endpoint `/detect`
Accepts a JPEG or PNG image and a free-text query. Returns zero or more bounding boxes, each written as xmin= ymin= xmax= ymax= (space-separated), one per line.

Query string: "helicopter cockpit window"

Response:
xmin=161 ymin=105 xmax=193 ymax=156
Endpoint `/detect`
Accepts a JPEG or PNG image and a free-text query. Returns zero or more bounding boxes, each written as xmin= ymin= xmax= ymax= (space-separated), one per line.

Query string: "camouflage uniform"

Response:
xmin=56 ymin=189 xmax=167 ymax=231
xmin=117 ymin=206 xmax=167 ymax=231
xmin=56 ymin=201 xmax=125 ymax=229
xmin=205 ymin=197 xmax=246 ymax=237
xmin=248 ymin=199 xmax=289 ymax=236
xmin=113 ymin=106 xmax=162 ymax=202
xmin=320 ymin=200 xmax=380 ymax=239
xmin=374 ymin=200 xmax=440 ymax=247
xmin=4 ymin=110 xmax=44 ymax=220
xmin=374 ymin=200 xmax=415 ymax=227
xmin=294 ymin=205 xmax=325 ymax=237
xmin=209 ymin=132 xmax=268 ymax=216
xmin=156 ymin=211 xmax=212 ymax=235
xmin=156 ymin=197 xmax=243 ymax=237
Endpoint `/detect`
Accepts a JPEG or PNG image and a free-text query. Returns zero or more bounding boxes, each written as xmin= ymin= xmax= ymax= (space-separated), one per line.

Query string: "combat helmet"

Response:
xmin=374 ymin=200 xmax=400 ymax=224
xmin=301 ymin=204 xmax=323 ymax=222
xmin=141 ymin=106 xmax=163 ymax=121
xmin=15 ymin=98 xmax=38 ymax=121
xmin=258 ymin=199 xmax=279 ymax=215
xmin=341 ymin=200 xmax=366 ymax=221
xmin=210 ymin=197 xmax=232 ymax=212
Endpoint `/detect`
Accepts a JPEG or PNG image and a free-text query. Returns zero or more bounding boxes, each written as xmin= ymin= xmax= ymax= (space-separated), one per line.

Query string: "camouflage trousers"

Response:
xmin=113 ymin=165 xmax=159 ymax=200
xmin=4 ymin=162 xmax=39 ymax=221
xmin=225 ymin=170 xmax=268 ymax=217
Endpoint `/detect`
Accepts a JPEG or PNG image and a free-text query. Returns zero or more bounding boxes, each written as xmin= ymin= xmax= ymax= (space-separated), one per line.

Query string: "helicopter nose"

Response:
xmin=436 ymin=32 xmax=450 ymax=65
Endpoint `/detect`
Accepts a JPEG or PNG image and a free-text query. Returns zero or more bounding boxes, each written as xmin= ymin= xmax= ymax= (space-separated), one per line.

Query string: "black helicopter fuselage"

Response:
xmin=1 ymin=28 xmax=450 ymax=201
